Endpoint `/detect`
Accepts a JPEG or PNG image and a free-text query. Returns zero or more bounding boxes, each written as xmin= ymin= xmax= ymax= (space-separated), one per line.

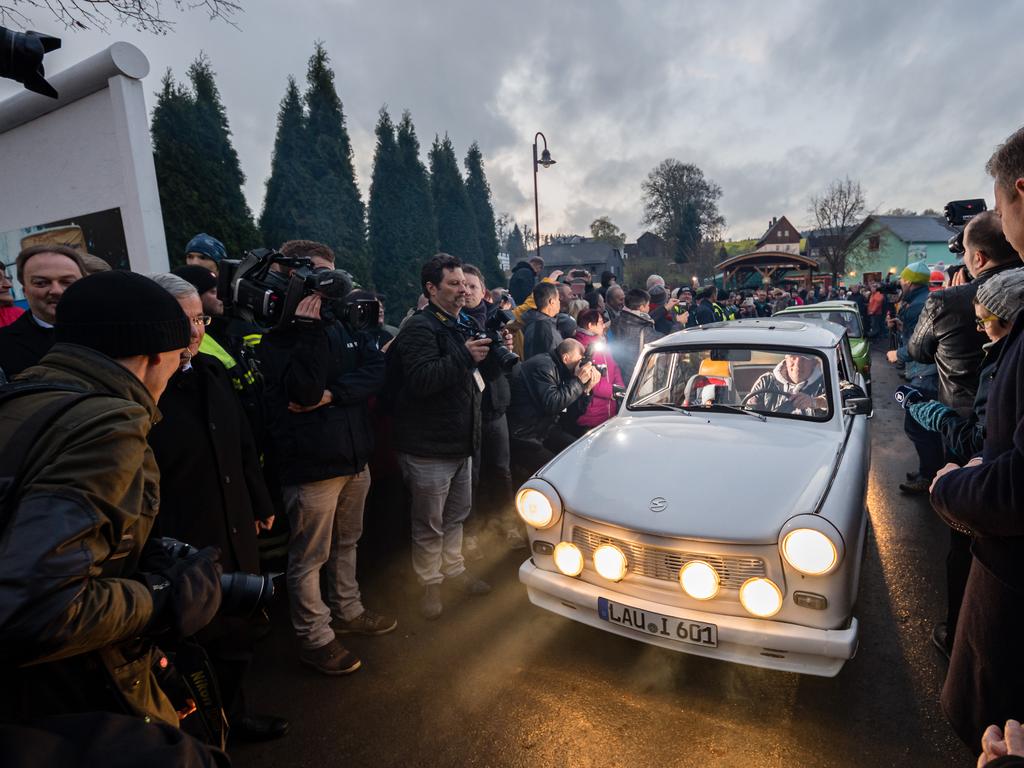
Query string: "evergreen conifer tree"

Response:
xmin=392 ymin=111 xmax=439 ymax=315
xmin=507 ymin=223 xmax=527 ymax=264
xmin=463 ymin=142 xmax=503 ymax=287
xmin=187 ymin=55 xmax=260 ymax=257
xmin=368 ymin=108 xmax=408 ymax=318
xmin=152 ymin=71 xmax=203 ymax=267
xmin=301 ymin=43 xmax=369 ymax=285
xmin=429 ymin=135 xmax=481 ymax=265
xmin=259 ymin=77 xmax=311 ymax=250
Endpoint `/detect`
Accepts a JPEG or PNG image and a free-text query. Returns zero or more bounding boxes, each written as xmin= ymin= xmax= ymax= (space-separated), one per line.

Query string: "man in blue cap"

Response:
xmin=185 ymin=233 xmax=227 ymax=275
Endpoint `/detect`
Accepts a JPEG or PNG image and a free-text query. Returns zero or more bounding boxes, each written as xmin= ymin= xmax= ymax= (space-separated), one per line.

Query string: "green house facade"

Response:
xmin=843 ymin=215 xmax=959 ymax=285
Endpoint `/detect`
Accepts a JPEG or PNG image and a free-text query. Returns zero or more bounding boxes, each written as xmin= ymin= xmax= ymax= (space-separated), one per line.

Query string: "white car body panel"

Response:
xmin=518 ymin=319 xmax=871 ymax=677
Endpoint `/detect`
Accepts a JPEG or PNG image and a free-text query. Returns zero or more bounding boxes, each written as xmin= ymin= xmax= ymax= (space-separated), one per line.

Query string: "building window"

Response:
xmin=868 ymin=235 xmax=880 ymax=252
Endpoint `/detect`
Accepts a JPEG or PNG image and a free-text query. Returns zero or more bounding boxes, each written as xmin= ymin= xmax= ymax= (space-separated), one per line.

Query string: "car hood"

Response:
xmin=538 ymin=414 xmax=844 ymax=544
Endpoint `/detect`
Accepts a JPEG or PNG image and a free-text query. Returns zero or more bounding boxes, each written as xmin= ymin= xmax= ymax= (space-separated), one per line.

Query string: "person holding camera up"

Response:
xmin=258 ymin=240 xmax=395 ymax=676
xmin=389 ymin=253 xmax=505 ymax=619
xmin=0 ymin=270 xmax=223 ymax=728
xmin=145 ymin=274 xmax=286 ymax=743
xmin=507 ymin=338 xmax=600 ymax=480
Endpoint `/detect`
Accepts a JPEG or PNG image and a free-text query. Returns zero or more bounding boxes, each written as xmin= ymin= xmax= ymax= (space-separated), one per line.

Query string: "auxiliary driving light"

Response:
xmin=739 ymin=577 xmax=783 ymax=618
xmin=516 ymin=488 xmax=555 ymax=529
xmin=781 ymin=528 xmax=838 ymax=576
xmin=679 ymin=560 xmax=720 ymax=600
xmin=593 ymin=544 xmax=628 ymax=582
xmin=553 ymin=542 xmax=584 ymax=577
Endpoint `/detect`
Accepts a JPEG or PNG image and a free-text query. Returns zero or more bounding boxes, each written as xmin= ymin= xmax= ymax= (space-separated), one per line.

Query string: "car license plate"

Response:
xmin=598 ymin=597 xmax=718 ymax=648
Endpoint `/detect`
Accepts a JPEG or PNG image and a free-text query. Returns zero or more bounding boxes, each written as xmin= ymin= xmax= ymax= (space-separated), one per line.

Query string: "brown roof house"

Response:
xmin=756 ymin=216 xmax=801 ymax=255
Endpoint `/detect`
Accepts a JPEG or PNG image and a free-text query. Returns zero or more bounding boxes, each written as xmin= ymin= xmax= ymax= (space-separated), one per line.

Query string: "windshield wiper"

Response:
xmin=707 ymin=404 xmax=767 ymax=422
xmin=634 ymin=403 xmax=694 ymax=416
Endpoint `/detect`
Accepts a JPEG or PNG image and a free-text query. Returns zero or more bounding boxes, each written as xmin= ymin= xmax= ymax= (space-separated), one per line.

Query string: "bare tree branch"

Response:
xmin=1 ymin=0 xmax=241 ymax=33
xmin=808 ymin=176 xmax=867 ymax=279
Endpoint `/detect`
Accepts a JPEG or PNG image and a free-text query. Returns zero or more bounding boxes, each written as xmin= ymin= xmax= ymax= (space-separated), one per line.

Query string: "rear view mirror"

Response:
xmin=710 ymin=348 xmax=751 ymax=362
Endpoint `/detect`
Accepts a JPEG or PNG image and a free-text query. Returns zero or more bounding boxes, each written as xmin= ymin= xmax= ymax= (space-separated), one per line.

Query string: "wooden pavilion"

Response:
xmin=715 ymin=250 xmax=819 ymax=289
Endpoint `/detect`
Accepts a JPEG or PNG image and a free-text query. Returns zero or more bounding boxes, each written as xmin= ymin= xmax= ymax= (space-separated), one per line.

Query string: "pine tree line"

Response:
xmin=151 ymin=42 xmax=504 ymax=315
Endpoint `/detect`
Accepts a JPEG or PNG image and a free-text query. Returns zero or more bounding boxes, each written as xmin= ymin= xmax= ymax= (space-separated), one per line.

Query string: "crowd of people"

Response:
xmin=2 ymin=132 xmax=1024 ymax=766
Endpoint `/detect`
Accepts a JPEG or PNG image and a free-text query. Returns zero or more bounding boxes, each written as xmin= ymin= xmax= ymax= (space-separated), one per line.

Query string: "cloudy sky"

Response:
xmin=2 ymin=0 xmax=1020 ymax=242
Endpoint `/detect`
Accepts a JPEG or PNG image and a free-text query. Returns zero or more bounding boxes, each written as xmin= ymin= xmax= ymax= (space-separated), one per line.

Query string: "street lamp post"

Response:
xmin=532 ymin=132 xmax=556 ymax=259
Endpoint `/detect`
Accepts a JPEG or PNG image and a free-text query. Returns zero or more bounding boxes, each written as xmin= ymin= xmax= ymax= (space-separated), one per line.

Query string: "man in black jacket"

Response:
xmin=929 ymin=127 xmax=1024 ymax=748
xmin=507 ymin=338 xmax=599 ymax=479
xmin=390 ymin=254 xmax=503 ymax=620
xmin=0 ymin=244 xmax=85 ymax=377
xmin=521 ymin=281 xmax=562 ymax=360
xmin=909 ymin=211 xmax=1019 ymax=414
xmin=258 ymin=240 xmax=394 ymax=677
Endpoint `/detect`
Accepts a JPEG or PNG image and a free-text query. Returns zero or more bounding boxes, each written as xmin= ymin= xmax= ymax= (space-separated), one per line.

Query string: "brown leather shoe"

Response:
xmin=299 ymin=639 xmax=361 ymax=675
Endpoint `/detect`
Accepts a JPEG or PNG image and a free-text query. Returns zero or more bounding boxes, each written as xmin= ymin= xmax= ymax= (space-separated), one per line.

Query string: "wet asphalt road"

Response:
xmin=235 ymin=345 xmax=973 ymax=768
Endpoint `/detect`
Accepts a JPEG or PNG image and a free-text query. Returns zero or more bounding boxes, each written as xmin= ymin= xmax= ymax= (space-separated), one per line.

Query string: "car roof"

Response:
xmin=649 ymin=319 xmax=845 ymax=350
xmin=775 ymin=301 xmax=858 ymax=314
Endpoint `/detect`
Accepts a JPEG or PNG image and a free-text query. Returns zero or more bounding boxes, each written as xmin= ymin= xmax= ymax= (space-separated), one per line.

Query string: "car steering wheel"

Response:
xmin=738 ymin=390 xmax=801 ymax=407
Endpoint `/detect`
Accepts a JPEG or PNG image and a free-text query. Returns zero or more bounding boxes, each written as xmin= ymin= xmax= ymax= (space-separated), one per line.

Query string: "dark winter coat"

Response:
xmin=610 ymin=308 xmax=658 ymax=381
xmin=907 ymin=265 xmax=1018 ymax=410
xmin=471 ymin=302 xmax=512 ymax=419
xmin=390 ymin=304 xmax=502 ymax=458
xmin=0 ymin=344 xmax=177 ymax=727
xmin=148 ymin=353 xmax=274 ymax=574
xmin=258 ymin=319 xmax=385 ymax=485
xmin=894 ymin=285 xmax=937 ymax=381
xmin=507 ymin=350 xmax=588 ymax=441
xmin=691 ymin=298 xmax=718 ymax=326
xmin=0 ymin=311 xmax=55 ymax=378
xmin=508 ymin=261 xmax=538 ymax=305
xmin=931 ymin=317 xmax=1024 ymax=746
xmin=521 ymin=308 xmax=561 ymax=360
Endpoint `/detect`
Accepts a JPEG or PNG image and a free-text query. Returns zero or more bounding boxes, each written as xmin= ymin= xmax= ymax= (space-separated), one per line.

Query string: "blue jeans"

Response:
xmin=397 ymin=453 xmax=472 ymax=586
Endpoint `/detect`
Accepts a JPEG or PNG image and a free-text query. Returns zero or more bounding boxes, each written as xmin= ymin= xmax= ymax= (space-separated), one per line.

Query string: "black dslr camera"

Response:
xmin=217 ymin=249 xmax=380 ymax=331
xmin=159 ymin=538 xmax=276 ymax=618
xmin=581 ymin=342 xmax=608 ymax=376
xmin=459 ymin=308 xmax=519 ymax=372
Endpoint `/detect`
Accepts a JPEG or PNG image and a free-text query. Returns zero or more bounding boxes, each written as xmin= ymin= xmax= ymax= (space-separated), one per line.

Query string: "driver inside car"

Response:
xmin=745 ymin=353 xmax=827 ymax=416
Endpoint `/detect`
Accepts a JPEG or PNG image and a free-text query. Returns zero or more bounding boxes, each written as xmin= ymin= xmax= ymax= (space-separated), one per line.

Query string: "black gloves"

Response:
xmin=142 ymin=546 xmax=223 ymax=640
xmin=894 ymin=385 xmax=925 ymax=409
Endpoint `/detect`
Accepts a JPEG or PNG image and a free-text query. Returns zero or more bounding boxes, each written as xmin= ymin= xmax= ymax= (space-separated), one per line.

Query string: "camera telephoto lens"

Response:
xmin=219 ymin=572 xmax=276 ymax=618
xmin=490 ymin=343 xmax=520 ymax=373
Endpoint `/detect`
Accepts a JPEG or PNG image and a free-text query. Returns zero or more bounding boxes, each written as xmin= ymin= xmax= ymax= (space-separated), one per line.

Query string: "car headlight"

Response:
xmin=782 ymin=529 xmax=838 ymax=575
xmin=515 ymin=479 xmax=561 ymax=529
xmin=779 ymin=515 xmax=844 ymax=576
xmin=553 ymin=542 xmax=584 ymax=576
xmin=593 ymin=544 xmax=628 ymax=582
xmin=679 ymin=560 xmax=720 ymax=600
xmin=739 ymin=577 xmax=783 ymax=618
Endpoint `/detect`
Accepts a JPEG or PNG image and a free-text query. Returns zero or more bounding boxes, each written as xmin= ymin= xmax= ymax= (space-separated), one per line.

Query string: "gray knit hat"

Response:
xmin=976 ymin=267 xmax=1024 ymax=322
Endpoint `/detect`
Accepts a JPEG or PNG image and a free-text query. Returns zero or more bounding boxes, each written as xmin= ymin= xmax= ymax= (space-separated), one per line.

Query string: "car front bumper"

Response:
xmin=520 ymin=559 xmax=858 ymax=677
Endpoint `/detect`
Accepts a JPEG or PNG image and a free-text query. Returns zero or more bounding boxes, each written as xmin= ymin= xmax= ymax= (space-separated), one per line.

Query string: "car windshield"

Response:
xmin=627 ymin=346 xmax=833 ymax=421
xmin=786 ymin=310 xmax=863 ymax=338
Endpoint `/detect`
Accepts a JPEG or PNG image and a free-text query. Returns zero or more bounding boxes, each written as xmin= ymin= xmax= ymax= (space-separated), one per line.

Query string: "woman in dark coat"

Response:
xmin=147 ymin=274 xmax=286 ymax=743
xmin=930 ymin=269 xmax=1024 ymax=749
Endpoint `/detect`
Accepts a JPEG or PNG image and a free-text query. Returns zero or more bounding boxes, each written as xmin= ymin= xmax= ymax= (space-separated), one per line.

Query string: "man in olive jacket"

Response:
xmin=390 ymin=254 xmax=503 ymax=620
xmin=0 ymin=271 xmax=220 ymax=728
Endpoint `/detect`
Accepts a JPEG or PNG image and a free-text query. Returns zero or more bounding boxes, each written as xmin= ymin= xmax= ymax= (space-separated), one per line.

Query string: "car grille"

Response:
xmin=572 ymin=527 xmax=767 ymax=589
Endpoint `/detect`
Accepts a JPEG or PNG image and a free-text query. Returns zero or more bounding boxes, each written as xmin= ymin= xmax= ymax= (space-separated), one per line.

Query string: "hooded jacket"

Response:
xmin=0 ymin=344 xmax=178 ymax=727
xmin=746 ymin=358 xmax=827 ymax=415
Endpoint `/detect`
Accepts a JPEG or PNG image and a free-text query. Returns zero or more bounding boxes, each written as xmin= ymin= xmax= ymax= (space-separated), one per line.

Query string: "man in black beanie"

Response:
xmin=0 ymin=270 xmax=224 ymax=730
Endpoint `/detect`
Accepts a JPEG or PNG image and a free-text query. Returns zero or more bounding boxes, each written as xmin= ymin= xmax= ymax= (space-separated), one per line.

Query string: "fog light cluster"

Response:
xmin=593 ymin=544 xmax=628 ymax=582
xmin=739 ymin=577 xmax=783 ymax=618
xmin=553 ymin=542 xmax=584 ymax=577
xmin=678 ymin=560 xmax=720 ymax=600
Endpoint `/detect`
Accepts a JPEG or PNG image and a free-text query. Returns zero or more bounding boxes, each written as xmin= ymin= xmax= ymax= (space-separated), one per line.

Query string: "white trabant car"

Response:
xmin=517 ymin=319 xmax=872 ymax=677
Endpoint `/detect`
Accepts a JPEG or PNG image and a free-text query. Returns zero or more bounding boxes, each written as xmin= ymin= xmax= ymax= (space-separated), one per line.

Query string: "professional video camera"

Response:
xmin=159 ymin=538 xmax=276 ymax=618
xmin=217 ymin=248 xmax=380 ymax=331
xmin=459 ymin=308 xmax=519 ymax=372
xmin=945 ymin=198 xmax=987 ymax=254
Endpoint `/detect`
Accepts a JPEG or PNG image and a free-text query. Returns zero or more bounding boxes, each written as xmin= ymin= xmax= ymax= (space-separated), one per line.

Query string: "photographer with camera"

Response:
xmin=257 ymin=240 xmax=395 ymax=676
xmin=0 ymin=270 xmax=222 ymax=729
xmin=507 ymin=338 xmax=600 ymax=480
xmin=390 ymin=254 xmax=506 ymax=619
xmin=574 ymin=309 xmax=625 ymax=429
xmin=145 ymin=274 xmax=286 ymax=743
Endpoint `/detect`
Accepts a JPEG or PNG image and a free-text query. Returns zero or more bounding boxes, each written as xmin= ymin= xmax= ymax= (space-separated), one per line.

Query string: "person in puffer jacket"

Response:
xmin=746 ymin=353 xmax=828 ymax=416
xmin=573 ymin=309 xmax=624 ymax=430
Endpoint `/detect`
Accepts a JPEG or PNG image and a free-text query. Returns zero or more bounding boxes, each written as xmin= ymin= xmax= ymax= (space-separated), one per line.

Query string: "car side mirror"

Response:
xmin=842 ymin=397 xmax=872 ymax=416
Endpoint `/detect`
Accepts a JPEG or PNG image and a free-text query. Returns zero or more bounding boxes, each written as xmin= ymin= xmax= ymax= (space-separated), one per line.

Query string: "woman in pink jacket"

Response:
xmin=574 ymin=309 xmax=625 ymax=429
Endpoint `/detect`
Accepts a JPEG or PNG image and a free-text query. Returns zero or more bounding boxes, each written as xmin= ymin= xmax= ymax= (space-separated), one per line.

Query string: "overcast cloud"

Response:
xmin=3 ymin=0 xmax=1021 ymax=241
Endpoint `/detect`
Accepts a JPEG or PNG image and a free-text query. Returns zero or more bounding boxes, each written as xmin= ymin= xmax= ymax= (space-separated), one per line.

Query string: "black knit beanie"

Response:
xmin=56 ymin=270 xmax=192 ymax=358
xmin=172 ymin=265 xmax=218 ymax=295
